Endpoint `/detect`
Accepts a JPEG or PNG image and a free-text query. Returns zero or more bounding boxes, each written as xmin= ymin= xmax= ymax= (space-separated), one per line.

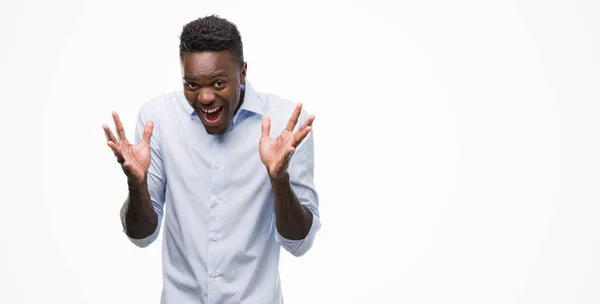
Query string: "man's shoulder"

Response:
xmin=259 ymin=91 xmax=294 ymax=111
xmin=138 ymin=91 xmax=186 ymax=117
xmin=254 ymin=90 xmax=312 ymax=136
xmin=258 ymin=91 xmax=311 ymax=122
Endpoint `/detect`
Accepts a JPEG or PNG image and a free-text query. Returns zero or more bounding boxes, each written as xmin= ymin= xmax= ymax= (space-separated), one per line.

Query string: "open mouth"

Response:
xmin=198 ymin=106 xmax=224 ymax=125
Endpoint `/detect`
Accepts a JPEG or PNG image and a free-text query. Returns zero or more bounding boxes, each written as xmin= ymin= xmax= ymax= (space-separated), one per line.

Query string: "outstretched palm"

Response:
xmin=260 ymin=103 xmax=315 ymax=179
xmin=103 ymin=112 xmax=154 ymax=184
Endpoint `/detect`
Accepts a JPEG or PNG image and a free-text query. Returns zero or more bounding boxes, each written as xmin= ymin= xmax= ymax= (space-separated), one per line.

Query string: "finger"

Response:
xmin=103 ymin=124 xmax=118 ymax=143
xmin=293 ymin=115 xmax=315 ymax=146
xmin=121 ymin=161 xmax=138 ymax=177
xmin=261 ymin=117 xmax=271 ymax=142
xmin=293 ymin=126 xmax=312 ymax=147
xmin=281 ymin=146 xmax=295 ymax=165
xmin=107 ymin=141 xmax=123 ymax=159
xmin=141 ymin=121 xmax=154 ymax=144
xmin=107 ymin=141 xmax=125 ymax=163
xmin=294 ymin=115 xmax=315 ymax=136
xmin=112 ymin=112 xmax=127 ymax=141
xmin=285 ymin=103 xmax=303 ymax=132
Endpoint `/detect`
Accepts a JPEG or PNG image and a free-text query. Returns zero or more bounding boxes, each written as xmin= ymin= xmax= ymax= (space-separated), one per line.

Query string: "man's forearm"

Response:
xmin=120 ymin=176 xmax=158 ymax=239
xmin=270 ymin=173 xmax=313 ymax=240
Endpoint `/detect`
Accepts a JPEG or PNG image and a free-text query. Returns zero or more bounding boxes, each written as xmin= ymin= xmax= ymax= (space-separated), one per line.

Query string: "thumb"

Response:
xmin=261 ymin=117 xmax=271 ymax=142
xmin=142 ymin=121 xmax=154 ymax=144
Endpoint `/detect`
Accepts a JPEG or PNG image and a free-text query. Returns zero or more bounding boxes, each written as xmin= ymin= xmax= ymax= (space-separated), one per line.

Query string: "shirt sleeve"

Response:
xmin=122 ymin=101 xmax=167 ymax=248
xmin=274 ymin=110 xmax=321 ymax=257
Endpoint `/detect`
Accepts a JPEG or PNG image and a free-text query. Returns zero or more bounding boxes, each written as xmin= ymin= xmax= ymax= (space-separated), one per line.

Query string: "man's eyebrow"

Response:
xmin=182 ymin=72 xmax=229 ymax=80
xmin=209 ymin=72 xmax=228 ymax=78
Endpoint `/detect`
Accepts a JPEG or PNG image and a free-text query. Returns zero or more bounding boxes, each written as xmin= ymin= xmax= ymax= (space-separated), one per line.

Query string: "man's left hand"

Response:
xmin=259 ymin=103 xmax=315 ymax=179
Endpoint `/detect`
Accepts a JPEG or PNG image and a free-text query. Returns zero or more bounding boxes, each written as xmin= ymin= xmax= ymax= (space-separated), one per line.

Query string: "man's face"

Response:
xmin=181 ymin=51 xmax=247 ymax=135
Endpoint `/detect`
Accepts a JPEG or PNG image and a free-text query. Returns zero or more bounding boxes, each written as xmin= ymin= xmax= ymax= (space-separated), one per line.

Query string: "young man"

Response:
xmin=102 ymin=15 xmax=321 ymax=304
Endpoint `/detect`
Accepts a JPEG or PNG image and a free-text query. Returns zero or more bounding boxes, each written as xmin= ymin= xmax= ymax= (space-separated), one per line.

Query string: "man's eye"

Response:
xmin=185 ymin=82 xmax=198 ymax=90
xmin=214 ymin=81 xmax=226 ymax=88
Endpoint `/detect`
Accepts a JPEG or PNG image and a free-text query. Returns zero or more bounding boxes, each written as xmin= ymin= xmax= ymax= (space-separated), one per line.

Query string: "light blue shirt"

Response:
xmin=124 ymin=81 xmax=321 ymax=304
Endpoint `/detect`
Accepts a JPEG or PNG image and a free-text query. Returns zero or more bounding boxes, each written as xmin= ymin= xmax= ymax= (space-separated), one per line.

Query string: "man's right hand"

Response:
xmin=103 ymin=112 xmax=154 ymax=185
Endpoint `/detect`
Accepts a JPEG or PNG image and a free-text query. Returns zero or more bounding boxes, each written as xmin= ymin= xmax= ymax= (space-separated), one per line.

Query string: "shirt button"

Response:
xmin=211 ymin=271 xmax=218 ymax=278
xmin=215 ymin=163 xmax=220 ymax=168
xmin=211 ymin=235 xmax=218 ymax=241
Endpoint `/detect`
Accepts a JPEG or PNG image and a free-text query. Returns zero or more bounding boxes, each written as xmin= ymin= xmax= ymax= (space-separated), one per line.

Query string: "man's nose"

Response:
xmin=196 ymin=87 xmax=216 ymax=105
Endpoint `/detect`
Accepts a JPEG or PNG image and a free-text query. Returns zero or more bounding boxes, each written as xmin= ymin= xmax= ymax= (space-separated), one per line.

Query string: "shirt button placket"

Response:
xmin=208 ymin=138 xmax=224 ymax=300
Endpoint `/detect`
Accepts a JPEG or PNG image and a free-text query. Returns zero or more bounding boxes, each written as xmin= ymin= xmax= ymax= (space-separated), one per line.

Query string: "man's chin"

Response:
xmin=202 ymin=123 xmax=228 ymax=135
xmin=195 ymin=106 xmax=230 ymax=135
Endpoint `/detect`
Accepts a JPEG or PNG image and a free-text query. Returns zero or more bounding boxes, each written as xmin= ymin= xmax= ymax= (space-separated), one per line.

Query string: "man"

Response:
xmin=102 ymin=15 xmax=321 ymax=303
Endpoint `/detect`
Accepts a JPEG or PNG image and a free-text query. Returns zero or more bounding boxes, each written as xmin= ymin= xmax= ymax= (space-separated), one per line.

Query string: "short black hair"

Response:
xmin=179 ymin=15 xmax=244 ymax=66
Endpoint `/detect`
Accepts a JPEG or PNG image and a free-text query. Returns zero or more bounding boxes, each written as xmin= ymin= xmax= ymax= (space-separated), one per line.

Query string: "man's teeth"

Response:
xmin=202 ymin=106 xmax=222 ymax=113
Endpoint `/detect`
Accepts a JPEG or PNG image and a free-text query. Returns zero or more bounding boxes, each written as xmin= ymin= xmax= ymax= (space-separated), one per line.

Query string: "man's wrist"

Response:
xmin=268 ymin=170 xmax=290 ymax=184
xmin=127 ymin=174 xmax=148 ymax=191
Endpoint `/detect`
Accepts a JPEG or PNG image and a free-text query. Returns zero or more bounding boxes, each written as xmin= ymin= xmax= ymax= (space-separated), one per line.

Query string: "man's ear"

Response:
xmin=240 ymin=62 xmax=248 ymax=84
xmin=179 ymin=56 xmax=185 ymax=76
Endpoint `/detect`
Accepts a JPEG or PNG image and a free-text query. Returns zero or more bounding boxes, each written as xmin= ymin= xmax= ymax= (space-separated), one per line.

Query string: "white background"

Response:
xmin=1 ymin=0 xmax=599 ymax=303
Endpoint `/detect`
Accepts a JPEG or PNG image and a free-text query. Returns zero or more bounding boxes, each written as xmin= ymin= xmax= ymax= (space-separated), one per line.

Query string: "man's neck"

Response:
xmin=233 ymin=88 xmax=245 ymax=116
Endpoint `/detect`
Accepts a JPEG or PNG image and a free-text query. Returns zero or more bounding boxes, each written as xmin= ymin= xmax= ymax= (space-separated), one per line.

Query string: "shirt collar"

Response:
xmin=184 ymin=80 xmax=264 ymax=117
xmin=236 ymin=80 xmax=264 ymax=116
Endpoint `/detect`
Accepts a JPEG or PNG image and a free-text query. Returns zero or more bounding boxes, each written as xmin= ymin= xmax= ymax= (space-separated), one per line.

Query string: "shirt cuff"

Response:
xmin=122 ymin=224 xmax=161 ymax=248
xmin=275 ymin=213 xmax=321 ymax=257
